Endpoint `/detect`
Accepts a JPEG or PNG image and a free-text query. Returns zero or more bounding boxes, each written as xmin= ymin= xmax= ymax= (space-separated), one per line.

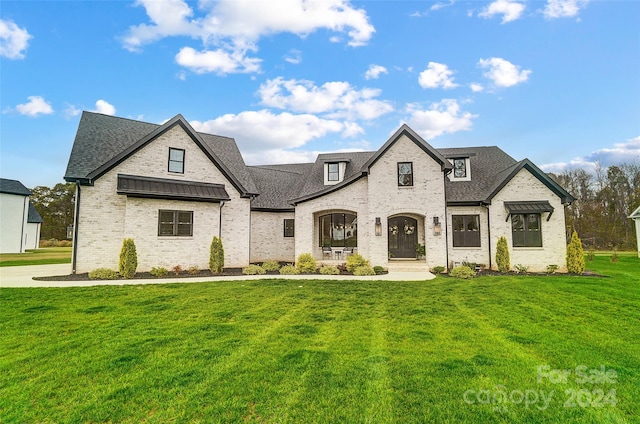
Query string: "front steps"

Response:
xmin=386 ymin=260 xmax=431 ymax=273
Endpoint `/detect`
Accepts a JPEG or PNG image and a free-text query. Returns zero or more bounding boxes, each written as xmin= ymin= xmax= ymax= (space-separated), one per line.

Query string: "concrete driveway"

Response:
xmin=0 ymin=264 xmax=435 ymax=288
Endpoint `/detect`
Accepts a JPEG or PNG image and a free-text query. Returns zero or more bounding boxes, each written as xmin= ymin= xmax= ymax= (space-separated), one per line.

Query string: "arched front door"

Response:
xmin=388 ymin=216 xmax=418 ymax=259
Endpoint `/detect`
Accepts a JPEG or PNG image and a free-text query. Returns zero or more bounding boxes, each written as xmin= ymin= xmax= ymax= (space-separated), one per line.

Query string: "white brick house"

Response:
xmin=65 ymin=112 xmax=574 ymax=273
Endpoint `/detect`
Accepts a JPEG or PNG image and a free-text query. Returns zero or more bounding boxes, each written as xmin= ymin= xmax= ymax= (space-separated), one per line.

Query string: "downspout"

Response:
xmin=483 ymin=203 xmax=492 ymax=270
xmin=443 ymin=173 xmax=450 ymax=270
xmin=71 ymin=184 xmax=81 ymax=274
xmin=219 ymin=201 xmax=225 ymax=238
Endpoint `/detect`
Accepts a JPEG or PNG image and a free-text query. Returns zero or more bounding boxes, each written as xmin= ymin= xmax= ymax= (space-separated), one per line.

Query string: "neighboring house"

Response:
xmin=630 ymin=205 xmax=640 ymax=258
xmin=0 ymin=178 xmax=42 ymax=253
xmin=64 ymin=112 xmax=575 ymax=274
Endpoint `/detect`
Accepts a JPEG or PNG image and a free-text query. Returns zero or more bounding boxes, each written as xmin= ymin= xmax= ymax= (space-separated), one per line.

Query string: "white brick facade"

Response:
xmin=250 ymin=211 xmax=295 ymax=262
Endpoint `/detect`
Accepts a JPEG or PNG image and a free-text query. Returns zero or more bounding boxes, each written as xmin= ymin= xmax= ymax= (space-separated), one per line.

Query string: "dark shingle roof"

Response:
xmin=248 ymin=164 xmax=313 ymax=210
xmin=0 ymin=178 xmax=31 ymax=196
xmin=28 ymin=203 xmax=43 ymax=223
xmin=65 ymin=112 xmax=258 ymax=195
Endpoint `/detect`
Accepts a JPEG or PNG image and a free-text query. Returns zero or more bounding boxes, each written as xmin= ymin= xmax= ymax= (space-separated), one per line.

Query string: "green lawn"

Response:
xmin=1 ymin=254 xmax=638 ymax=423
xmin=0 ymin=247 xmax=72 ymax=267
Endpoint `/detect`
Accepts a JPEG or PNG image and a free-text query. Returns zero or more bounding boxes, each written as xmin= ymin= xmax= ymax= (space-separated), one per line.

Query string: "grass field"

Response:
xmin=0 ymin=247 xmax=72 ymax=267
xmin=1 ymin=253 xmax=638 ymax=423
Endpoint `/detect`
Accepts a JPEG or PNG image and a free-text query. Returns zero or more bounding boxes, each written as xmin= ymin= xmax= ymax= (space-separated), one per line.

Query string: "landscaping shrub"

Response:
xmin=319 ymin=265 xmax=340 ymax=275
xmin=296 ymin=253 xmax=317 ymax=273
xmin=450 ymin=265 xmax=475 ymax=279
xmin=462 ymin=261 xmax=477 ymax=272
xmin=187 ymin=265 xmax=200 ymax=275
xmin=353 ymin=265 xmax=376 ymax=276
xmin=261 ymin=260 xmax=281 ymax=272
xmin=496 ymin=236 xmax=510 ymax=273
xmin=118 ymin=238 xmax=137 ymax=279
xmin=172 ymin=265 xmax=183 ymax=275
xmin=611 ymin=250 xmax=619 ymax=263
xmin=150 ymin=267 xmax=168 ymax=277
xmin=88 ymin=268 xmax=119 ymax=280
xmin=546 ymin=264 xmax=559 ymax=274
xmin=243 ymin=264 xmax=266 ymax=275
xmin=346 ymin=253 xmax=369 ymax=273
xmin=279 ymin=264 xmax=300 ymax=275
xmin=432 ymin=266 xmax=446 ymax=274
xmin=39 ymin=239 xmax=73 ymax=248
xmin=209 ymin=236 xmax=224 ymax=274
xmin=566 ymin=230 xmax=585 ymax=273
xmin=373 ymin=265 xmax=385 ymax=275
xmin=514 ymin=264 xmax=529 ymax=274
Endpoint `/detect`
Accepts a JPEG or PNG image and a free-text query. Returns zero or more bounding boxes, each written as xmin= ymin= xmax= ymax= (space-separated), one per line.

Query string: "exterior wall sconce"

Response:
xmin=433 ymin=216 xmax=442 ymax=236
xmin=375 ymin=217 xmax=382 ymax=236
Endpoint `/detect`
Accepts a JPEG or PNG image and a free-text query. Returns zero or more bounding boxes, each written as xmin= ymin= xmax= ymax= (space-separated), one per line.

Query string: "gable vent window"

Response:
xmin=168 ymin=148 xmax=185 ymax=174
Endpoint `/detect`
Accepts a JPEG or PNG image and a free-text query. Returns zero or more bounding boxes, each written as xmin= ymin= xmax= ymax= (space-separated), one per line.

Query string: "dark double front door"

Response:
xmin=388 ymin=216 xmax=418 ymax=259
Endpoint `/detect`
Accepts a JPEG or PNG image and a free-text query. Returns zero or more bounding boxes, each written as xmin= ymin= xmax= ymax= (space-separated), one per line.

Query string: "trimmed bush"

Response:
xmin=172 ymin=265 xmax=183 ymax=275
xmin=150 ymin=267 xmax=168 ymax=277
xmin=496 ymin=236 xmax=510 ymax=273
xmin=296 ymin=253 xmax=317 ymax=273
xmin=279 ymin=264 xmax=300 ymax=275
xmin=209 ymin=236 xmax=224 ymax=274
xmin=242 ymin=264 xmax=266 ymax=275
xmin=373 ymin=266 xmax=385 ymax=275
xmin=118 ymin=238 xmax=137 ymax=279
xmin=546 ymin=264 xmax=559 ymax=274
xmin=432 ymin=266 xmax=446 ymax=274
xmin=450 ymin=265 xmax=475 ymax=279
xmin=566 ymin=230 xmax=585 ymax=273
xmin=514 ymin=264 xmax=529 ymax=274
xmin=88 ymin=268 xmax=119 ymax=280
xmin=346 ymin=253 xmax=369 ymax=273
xmin=261 ymin=260 xmax=281 ymax=272
xmin=187 ymin=265 xmax=200 ymax=275
xmin=319 ymin=265 xmax=340 ymax=275
xmin=353 ymin=265 xmax=375 ymax=276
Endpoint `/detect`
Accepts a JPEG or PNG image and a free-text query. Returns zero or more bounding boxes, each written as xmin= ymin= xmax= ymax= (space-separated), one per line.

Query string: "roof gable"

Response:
xmin=0 ymin=178 xmax=31 ymax=196
xmin=629 ymin=205 xmax=640 ymax=219
xmin=362 ymin=124 xmax=453 ymax=173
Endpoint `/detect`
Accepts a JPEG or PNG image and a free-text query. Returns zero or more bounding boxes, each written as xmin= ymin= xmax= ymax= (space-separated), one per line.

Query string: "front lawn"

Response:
xmin=0 ymin=247 xmax=72 ymax=267
xmin=1 ymin=254 xmax=638 ymax=423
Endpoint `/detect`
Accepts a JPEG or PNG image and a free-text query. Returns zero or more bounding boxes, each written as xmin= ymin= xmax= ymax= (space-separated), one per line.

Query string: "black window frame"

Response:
xmin=318 ymin=213 xmax=357 ymax=248
xmin=511 ymin=213 xmax=542 ymax=247
xmin=452 ymin=158 xmax=467 ymax=179
xmin=398 ymin=162 xmax=414 ymax=187
xmin=168 ymin=147 xmax=185 ymax=174
xmin=327 ymin=162 xmax=340 ymax=181
xmin=158 ymin=210 xmax=193 ymax=237
xmin=284 ymin=219 xmax=295 ymax=238
xmin=452 ymin=215 xmax=481 ymax=247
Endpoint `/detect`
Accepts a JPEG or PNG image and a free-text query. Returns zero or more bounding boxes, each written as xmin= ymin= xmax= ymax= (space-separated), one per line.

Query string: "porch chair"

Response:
xmin=322 ymin=246 xmax=333 ymax=260
xmin=343 ymin=247 xmax=354 ymax=258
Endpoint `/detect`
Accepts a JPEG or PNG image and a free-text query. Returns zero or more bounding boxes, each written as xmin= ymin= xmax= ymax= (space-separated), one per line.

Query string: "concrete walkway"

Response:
xmin=0 ymin=264 xmax=435 ymax=288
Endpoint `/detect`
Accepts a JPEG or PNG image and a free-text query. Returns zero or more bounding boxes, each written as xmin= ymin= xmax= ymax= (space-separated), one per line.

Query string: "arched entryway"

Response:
xmin=388 ymin=216 xmax=418 ymax=259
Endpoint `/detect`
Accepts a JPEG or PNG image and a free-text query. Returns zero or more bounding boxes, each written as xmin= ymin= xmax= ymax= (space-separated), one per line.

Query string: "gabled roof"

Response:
xmin=28 ymin=203 xmax=43 ymax=223
xmin=0 ymin=178 xmax=31 ymax=196
xmin=64 ymin=112 xmax=258 ymax=197
xmin=248 ymin=164 xmax=313 ymax=210
xmin=630 ymin=205 xmax=640 ymax=219
xmin=484 ymin=158 xmax=575 ymax=205
xmin=362 ymin=124 xmax=453 ymax=173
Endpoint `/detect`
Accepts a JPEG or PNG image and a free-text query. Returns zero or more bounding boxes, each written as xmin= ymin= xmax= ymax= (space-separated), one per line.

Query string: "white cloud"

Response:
xmin=478 ymin=57 xmax=531 ymax=88
xmin=175 ymin=46 xmax=261 ymax=74
xmin=284 ymin=49 xmax=302 ymax=64
xmin=190 ymin=109 xmax=346 ymax=152
xmin=543 ymin=0 xmax=588 ymax=19
xmin=15 ymin=96 xmax=54 ymax=117
xmin=63 ymin=104 xmax=82 ymax=118
xmin=0 ymin=19 xmax=32 ymax=59
xmin=92 ymin=100 xmax=116 ymax=115
xmin=122 ymin=0 xmax=374 ymax=74
xmin=364 ymin=64 xmax=388 ymax=80
xmin=258 ymin=77 xmax=393 ymax=120
xmin=404 ymin=99 xmax=477 ymax=139
xmin=418 ymin=62 xmax=458 ymax=89
xmin=431 ymin=0 xmax=456 ymax=12
xmin=540 ymin=136 xmax=640 ymax=173
xmin=479 ymin=0 xmax=526 ymax=23
xmin=470 ymin=83 xmax=484 ymax=92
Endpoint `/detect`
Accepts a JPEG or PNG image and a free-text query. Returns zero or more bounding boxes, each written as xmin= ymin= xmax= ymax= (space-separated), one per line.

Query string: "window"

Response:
xmin=319 ymin=213 xmax=357 ymax=247
xmin=327 ymin=163 xmax=339 ymax=181
xmin=511 ymin=213 xmax=542 ymax=247
xmin=284 ymin=219 xmax=295 ymax=237
xmin=158 ymin=210 xmax=193 ymax=236
xmin=168 ymin=148 xmax=185 ymax=173
xmin=452 ymin=215 xmax=480 ymax=247
xmin=452 ymin=158 xmax=467 ymax=178
xmin=398 ymin=162 xmax=413 ymax=186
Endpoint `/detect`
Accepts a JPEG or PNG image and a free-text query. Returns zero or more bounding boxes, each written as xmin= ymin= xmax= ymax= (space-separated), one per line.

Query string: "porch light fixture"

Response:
xmin=433 ymin=216 xmax=442 ymax=236
xmin=375 ymin=217 xmax=382 ymax=236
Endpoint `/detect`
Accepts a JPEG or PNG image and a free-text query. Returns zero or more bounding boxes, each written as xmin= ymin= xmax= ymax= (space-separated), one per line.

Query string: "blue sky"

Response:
xmin=1 ymin=0 xmax=639 ymax=189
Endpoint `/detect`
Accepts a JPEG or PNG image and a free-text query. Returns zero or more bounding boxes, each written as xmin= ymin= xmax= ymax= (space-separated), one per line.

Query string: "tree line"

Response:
xmin=29 ymin=162 xmax=640 ymax=250
xmin=552 ymin=162 xmax=640 ymax=250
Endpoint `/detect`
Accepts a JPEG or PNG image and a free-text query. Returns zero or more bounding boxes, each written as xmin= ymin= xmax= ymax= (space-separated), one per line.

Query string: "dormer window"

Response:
xmin=328 ymin=163 xmax=339 ymax=181
xmin=323 ymin=160 xmax=349 ymax=185
xmin=168 ymin=148 xmax=185 ymax=174
xmin=450 ymin=157 xmax=471 ymax=181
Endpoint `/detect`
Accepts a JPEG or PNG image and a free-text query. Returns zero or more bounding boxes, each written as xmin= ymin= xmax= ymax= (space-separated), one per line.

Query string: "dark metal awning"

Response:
xmin=117 ymin=174 xmax=230 ymax=203
xmin=504 ymin=201 xmax=555 ymax=221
